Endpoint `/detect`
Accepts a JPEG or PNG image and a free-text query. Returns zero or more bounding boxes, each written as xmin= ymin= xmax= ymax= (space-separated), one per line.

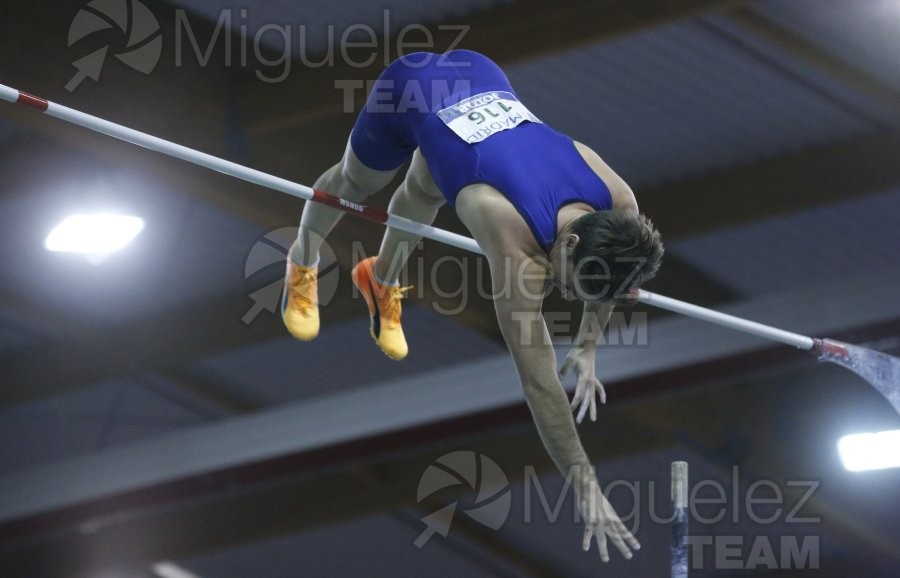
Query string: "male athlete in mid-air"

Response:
xmin=281 ymin=50 xmax=663 ymax=562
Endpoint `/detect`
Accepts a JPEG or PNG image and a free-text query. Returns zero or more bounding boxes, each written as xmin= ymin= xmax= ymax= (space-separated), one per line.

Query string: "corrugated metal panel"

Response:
xmin=0 ymin=306 xmax=503 ymax=476
xmin=755 ymin=0 xmax=900 ymax=94
xmin=0 ymin=378 xmax=211 ymax=477
xmin=668 ymin=188 xmax=900 ymax=298
xmin=181 ymin=512 xmax=522 ymax=578
xmin=704 ymin=10 xmax=900 ymax=127
xmin=504 ymin=15 xmax=896 ymax=188
xmin=191 ymin=303 xmax=506 ymax=406
xmin=173 ymin=442 xmax=857 ymax=577
xmin=173 ymin=0 xmax=515 ymax=52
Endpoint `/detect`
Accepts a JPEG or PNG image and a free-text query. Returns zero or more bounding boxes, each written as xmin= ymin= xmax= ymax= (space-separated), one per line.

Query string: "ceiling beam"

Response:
xmin=3 ymin=268 xmax=898 ymax=527
xmin=725 ymin=6 xmax=900 ymax=118
xmin=3 ymin=308 xmax=898 ymax=575
xmin=0 ymin=279 xmax=362 ymax=407
xmin=640 ymin=130 xmax=900 ymax=239
xmin=399 ymin=506 xmax=563 ymax=578
xmin=240 ymin=0 xmax=745 ymax=136
xmin=0 ymin=412 xmax=663 ymax=578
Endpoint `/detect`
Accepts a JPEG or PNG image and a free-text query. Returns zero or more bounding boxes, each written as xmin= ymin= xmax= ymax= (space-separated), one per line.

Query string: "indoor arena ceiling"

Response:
xmin=0 ymin=0 xmax=898 ymax=576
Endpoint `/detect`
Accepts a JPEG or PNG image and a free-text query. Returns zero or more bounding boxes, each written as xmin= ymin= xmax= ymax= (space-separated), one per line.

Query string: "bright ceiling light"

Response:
xmin=152 ymin=561 xmax=202 ymax=578
xmin=837 ymin=430 xmax=900 ymax=472
xmin=44 ymin=213 xmax=144 ymax=255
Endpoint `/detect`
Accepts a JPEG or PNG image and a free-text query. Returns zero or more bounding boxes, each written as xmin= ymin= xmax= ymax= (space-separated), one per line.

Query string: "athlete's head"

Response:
xmin=550 ymin=209 xmax=664 ymax=302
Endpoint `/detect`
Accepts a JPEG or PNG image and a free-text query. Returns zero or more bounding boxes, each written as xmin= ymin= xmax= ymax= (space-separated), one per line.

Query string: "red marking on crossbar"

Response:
xmin=17 ymin=92 xmax=49 ymax=112
xmin=813 ymin=338 xmax=850 ymax=359
xmin=312 ymin=189 xmax=389 ymax=224
xmin=822 ymin=340 xmax=850 ymax=357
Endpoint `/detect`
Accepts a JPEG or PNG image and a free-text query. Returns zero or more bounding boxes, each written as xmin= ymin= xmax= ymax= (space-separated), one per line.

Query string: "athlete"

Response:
xmin=282 ymin=50 xmax=662 ymax=562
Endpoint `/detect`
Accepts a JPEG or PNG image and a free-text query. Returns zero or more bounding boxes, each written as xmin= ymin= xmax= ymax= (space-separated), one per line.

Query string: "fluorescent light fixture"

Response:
xmin=837 ymin=430 xmax=900 ymax=472
xmin=44 ymin=213 xmax=144 ymax=255
xmin=152 ymin=561 xmax=202 ymax=578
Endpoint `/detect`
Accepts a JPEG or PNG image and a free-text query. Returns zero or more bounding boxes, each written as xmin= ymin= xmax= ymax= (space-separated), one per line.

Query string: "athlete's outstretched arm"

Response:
xmin=490 ymin=253 xmax=639 ymax=562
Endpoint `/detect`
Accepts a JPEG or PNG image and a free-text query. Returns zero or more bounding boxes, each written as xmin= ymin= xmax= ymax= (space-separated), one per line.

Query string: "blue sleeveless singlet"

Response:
xmin=349 ymin=50 xmax=613 ymax=251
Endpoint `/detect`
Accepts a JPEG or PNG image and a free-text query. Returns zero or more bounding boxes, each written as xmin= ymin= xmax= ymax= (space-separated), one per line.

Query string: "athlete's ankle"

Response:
xmin=372 ymin=257 xmax=399 ymax=287
xmin=290 ymin=244 xmax=319 ymax=269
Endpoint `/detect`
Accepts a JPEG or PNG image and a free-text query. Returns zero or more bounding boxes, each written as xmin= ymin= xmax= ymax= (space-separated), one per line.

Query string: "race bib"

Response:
xmin=437 ymin=91 xmax=541 ymax=144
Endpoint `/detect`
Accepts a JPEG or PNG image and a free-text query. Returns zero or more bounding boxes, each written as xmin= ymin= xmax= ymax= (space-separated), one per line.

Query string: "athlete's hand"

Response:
xmin=559 ymin=345 xmax=606 ymax=423
xmin=578 ymin=473 xmax=640 ymax=562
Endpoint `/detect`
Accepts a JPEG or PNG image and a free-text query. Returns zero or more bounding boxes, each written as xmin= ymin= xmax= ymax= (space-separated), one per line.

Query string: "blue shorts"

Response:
xmin=350 ymin=49 xmax=511 ymax=172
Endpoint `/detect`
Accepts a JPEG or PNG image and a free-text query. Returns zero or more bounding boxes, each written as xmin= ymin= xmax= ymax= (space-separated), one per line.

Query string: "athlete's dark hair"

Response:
xmin=570 ymin=209 xmax=664 ymax=302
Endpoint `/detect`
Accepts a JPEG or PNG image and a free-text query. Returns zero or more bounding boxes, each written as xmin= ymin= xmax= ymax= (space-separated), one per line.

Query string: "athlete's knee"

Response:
xmin=409 ymin=181 xmax=445 ymax=209
xmin=339 ymin=147 xmax=398 ymax=199
xmin=334 ymin=163 xmax=370 ymax=201
xmin=400 ymin=177 xmax=444 ymax=212
xmin=336 ymin=157 xmax=394 ymax=202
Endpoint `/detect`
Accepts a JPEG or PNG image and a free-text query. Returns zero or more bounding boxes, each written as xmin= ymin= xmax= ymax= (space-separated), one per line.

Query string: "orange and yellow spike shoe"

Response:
xmin=351 ymin=256 xmax=411 ymax=360
xmin=281 ymin=251 xmax=320 ymax=341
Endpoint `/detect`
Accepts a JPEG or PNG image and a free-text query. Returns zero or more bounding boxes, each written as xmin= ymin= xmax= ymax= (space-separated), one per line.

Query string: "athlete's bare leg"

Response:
xmin=294 ymin=139 xmax=399 ymax=266
xmin=373 ymin=149 xmax=446 ymax=284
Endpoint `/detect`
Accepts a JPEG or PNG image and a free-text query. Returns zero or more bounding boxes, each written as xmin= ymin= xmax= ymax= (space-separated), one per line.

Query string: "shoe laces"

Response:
xmin=290 ymin=268 xmax=318 ymax=312
xmin=382 ymin=285 xmax=413 ymax=328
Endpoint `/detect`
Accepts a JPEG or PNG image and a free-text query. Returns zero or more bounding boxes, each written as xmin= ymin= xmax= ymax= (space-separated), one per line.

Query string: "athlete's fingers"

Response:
xmin=582 ymin=526 xmax=593 ymax=552
xmin=577 ymin=392 xmax=590 ymax=423
xmin=598 ymin=526 xmax=609 ymax=563
xmin=570 ymin=379 xmax=585 ymax=409
xmin=598 ymin=381 xmax=607 ymax=405
xmin=608 ymin=526 xmax=633 ymax=560
xmin=614 ymin=520 xmax=641 ymax=551
xmin=589 ymin=391 xmax=597 ymax=422
xmin=570 ymin=390 xmax=582 ymax=411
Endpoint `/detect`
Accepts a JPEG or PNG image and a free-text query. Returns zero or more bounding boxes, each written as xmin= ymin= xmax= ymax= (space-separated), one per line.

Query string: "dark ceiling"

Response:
xmin=1 ymin=0 xmax=899 ymax=576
